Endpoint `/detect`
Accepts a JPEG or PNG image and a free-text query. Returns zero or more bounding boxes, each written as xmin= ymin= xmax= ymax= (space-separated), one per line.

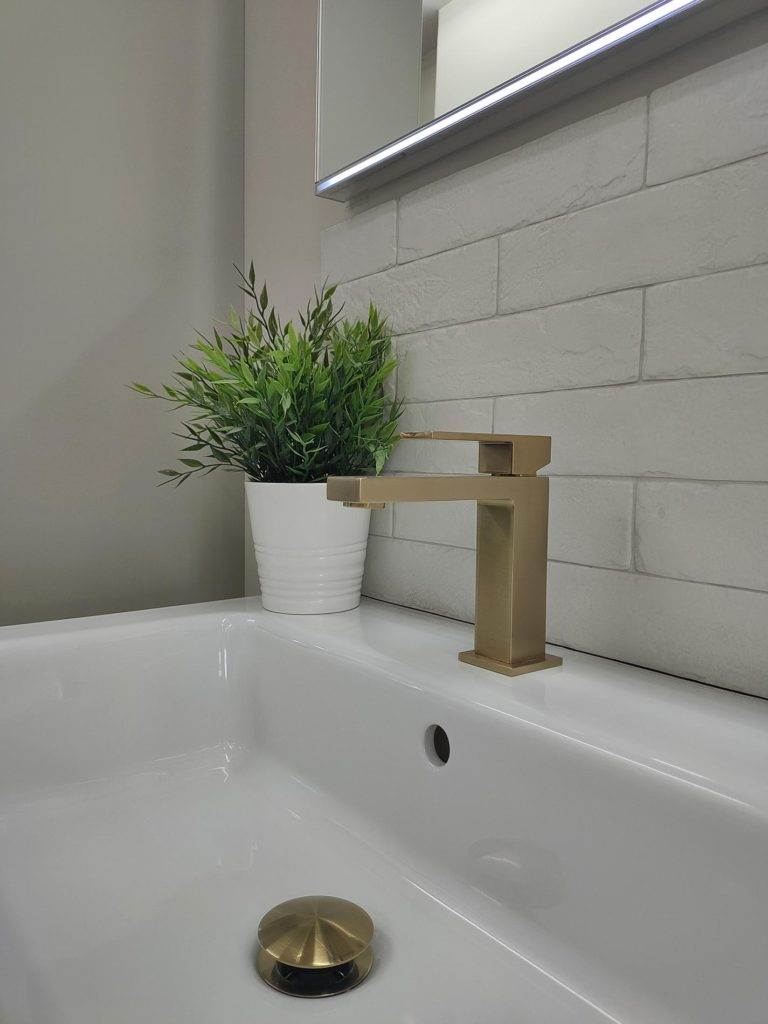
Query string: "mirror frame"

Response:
xmin=315 ymin=0 xmax=761 ymax=200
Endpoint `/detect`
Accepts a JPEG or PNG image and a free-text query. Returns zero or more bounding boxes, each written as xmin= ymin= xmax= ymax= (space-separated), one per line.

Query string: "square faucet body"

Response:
xmin=327 ymin=432 xmax=562 ymax=678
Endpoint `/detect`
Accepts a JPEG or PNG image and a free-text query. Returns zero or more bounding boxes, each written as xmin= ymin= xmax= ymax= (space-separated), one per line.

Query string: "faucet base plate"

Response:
xmin=458 ymin=650 xmax=563 ymax=677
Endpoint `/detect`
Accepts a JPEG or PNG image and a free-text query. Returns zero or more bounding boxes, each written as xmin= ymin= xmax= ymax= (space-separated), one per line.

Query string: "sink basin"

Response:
xmin=1 ymin=598 xmax=766 ymax=1023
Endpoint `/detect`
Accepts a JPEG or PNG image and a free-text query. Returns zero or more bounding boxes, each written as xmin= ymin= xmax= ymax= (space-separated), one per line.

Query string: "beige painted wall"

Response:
xmin=243 ymin=0 xmax=343 ymax=591
xmin=0 ymin=0 xmax=246 ymax=625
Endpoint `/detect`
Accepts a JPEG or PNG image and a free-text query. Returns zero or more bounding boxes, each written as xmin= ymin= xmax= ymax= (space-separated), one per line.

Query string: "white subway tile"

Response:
xmin=394 ymin=501 xmax=476 ymax=550
xmin=398 ymin=291 xmax=642 ymax=402
xmin=644 ymin=266 xmax=768 ymax=380
xmin=636 ymin=481 xmax=768 ymax=591
xmin=363 ymin=536 xmax=474 ymax=622
xmin=319 ymin=59 xmax=768 ymax=699
xmin=365 ymin=535 xmax=768 ymax=696
xmin=320 ymin=201 xmax=396 ymax=284
xmin=499 ymin=155 xmax=768 ymax=312
xmin=547 ymin=563 xmax=768 ymax=699
xmin=398 ymin=99 xmax=647 ymax=261
xmin=391 ymin=478 xmax=633 ymax=571
xmin=494 ymin=376 xmax=768 ymax=480
xmin=370 ymin=504 xmax=393 ymax=538
xmin=549 ymin=478 xmax=633 ymax=570
xmin=386 ymin=399 xmax=493 ymax=474
xmin=336 ymin=239 xmax=497 ymax=334
xmin=648 ymin=43 xmax=768 ymax=185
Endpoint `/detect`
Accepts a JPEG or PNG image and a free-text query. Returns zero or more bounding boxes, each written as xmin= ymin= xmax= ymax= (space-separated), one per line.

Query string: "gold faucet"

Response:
xmin=327 ymin=432 xmax=562 ymax=678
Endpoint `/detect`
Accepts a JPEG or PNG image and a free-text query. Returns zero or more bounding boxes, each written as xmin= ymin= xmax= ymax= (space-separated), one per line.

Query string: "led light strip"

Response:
xmin=316 ymin=0 xmax=703 ymax=193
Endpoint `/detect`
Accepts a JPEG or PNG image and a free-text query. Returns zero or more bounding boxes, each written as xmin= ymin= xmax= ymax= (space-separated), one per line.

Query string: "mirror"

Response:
xmin=316 ymin=0 xmax=706 ymax=197
xmin=424 ymin=0 xmax=649 ymax=118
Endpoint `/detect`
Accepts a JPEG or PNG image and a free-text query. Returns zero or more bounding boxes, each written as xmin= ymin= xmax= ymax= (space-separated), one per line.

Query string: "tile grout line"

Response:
xmin=547 ymin=475 xmax=768 ymax=486
xmin=495 ymin=235 xmax=501 ymax=315
xmin=638 ymin=287 xmax=648 ymax=380
xmin=371 ymin=535 xmax=768 ymax=596
xmin=384 ymin=470 xmax=768 ymax=486
xmin=395 ymin=287 xmax=647 ymax=339
xmin=386 ymin=149 xmax=768 ymax=269
xmin=396 ymin=368 xmax=768 ymax=406
xmin=369 ymin=260 xmax=768 ymax=340
xmin=495 ymin=253 xmax=768 ymax=322
xmin=630 ymin=479 xmax=639 ymax=572
xmin=394 ymin=196 xmax=400 ymax=267
xmin=333 ymin=233 xmax=497 ymax=289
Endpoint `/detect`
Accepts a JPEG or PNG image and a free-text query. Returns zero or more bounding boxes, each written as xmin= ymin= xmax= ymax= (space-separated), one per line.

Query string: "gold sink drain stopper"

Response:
xmin=255 ymin=895 xmax=374 ymax=998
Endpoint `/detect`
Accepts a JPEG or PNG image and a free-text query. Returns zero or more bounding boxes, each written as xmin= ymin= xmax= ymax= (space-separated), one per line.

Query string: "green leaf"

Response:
xmin=128 ymin=271 xmax=402 ymax=483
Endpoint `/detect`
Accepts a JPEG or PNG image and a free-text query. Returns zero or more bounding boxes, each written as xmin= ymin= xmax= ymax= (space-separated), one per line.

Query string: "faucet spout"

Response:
xmin=327 ymin=432 xmax=562 ymax=679
xmin=326 ymin=474 xmax=518 ymax=506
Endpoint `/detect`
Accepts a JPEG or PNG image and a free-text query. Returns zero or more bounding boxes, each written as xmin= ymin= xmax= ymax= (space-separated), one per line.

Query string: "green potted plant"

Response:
xmin=131 ymin=265 xmax=401 ymax=614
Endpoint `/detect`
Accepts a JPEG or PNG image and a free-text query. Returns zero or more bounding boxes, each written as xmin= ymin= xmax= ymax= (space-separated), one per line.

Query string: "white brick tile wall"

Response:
xmin=366 ymin=547 xmax=768 ymax=699
xmin=550 ymin=478 xmax=634 ymax=570
xmin=321 ymin=201 xmax=396 ymax=283
xmin=498 ymin=155 xmax=768 ymax=312
xmin=547 ymin=563 xmax=768 ymax=699
xmin=327 ymin=42 xmax=768 ymax=697
xmin=394 ymin=501 xmax=476 ymax=550
xmin=397 ymin=291 xmax=642 ymax=402
xmin=398 ymin=99 xmax=647 ymax=262
xmin=636 ymin=481 xmax=768 ymax=590
xmin=363 ymin=536 xmax=475 ymax=622
xmin=370 ymin=504 xmax=393 ymax=538
xmin=392 ymin=478 xmax=634 ymax=571
xmin=648 ymin=43 xmax=768 ymax=185
xmin=644 ymin=266 xmax=768 ymax=380
xmin=336 ymin=239 xmax=497 ymax=334
xmin=494 ymin=377 xmax=768 ymax=480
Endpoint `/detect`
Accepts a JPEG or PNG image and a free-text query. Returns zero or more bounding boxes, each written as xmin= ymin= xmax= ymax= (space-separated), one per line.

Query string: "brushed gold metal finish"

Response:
xmin=328 ymin=474 xmax=525 ymax=504
xmin=327 ymin=431 xmax=562 ymax=678
xmin=459 ymin=651 xmax=563 ymax=676
xmin=258 ymin=895 xmax=373 ymax=969
xmin=400 ymin=430 xmax=551 ymax=475
xmin=255 ymin=896 xmax=375 ymax=999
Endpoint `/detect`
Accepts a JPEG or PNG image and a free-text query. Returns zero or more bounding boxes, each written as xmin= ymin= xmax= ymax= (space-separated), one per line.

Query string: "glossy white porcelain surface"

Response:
xmin=1 ymin=599 xmax=766 ymax=1023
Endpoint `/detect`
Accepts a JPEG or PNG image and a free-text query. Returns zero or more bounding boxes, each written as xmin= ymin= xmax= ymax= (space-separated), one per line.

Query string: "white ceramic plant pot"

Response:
xmin=245 ymin=481 xmax=371 ymax=614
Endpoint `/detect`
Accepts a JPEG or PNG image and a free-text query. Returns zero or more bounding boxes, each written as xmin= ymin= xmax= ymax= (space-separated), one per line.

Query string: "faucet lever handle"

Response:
xmin=399 ymin=431 xmax=551 ymax=476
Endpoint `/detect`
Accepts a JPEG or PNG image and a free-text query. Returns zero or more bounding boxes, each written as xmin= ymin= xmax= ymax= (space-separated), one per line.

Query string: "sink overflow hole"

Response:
xmin=426 ymin=724 xmax=450 ymax=766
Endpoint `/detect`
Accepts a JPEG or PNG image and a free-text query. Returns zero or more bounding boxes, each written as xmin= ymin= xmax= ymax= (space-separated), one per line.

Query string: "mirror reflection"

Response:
xmin=422 ymin=0 xmax=646 ymax=123
xmin=317 ymin=0 xmax=657 ymax=184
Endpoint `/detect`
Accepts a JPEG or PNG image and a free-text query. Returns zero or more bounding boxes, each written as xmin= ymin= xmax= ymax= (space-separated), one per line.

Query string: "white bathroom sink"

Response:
xmin=0 ymin=598 xmax=766 ymax=1023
